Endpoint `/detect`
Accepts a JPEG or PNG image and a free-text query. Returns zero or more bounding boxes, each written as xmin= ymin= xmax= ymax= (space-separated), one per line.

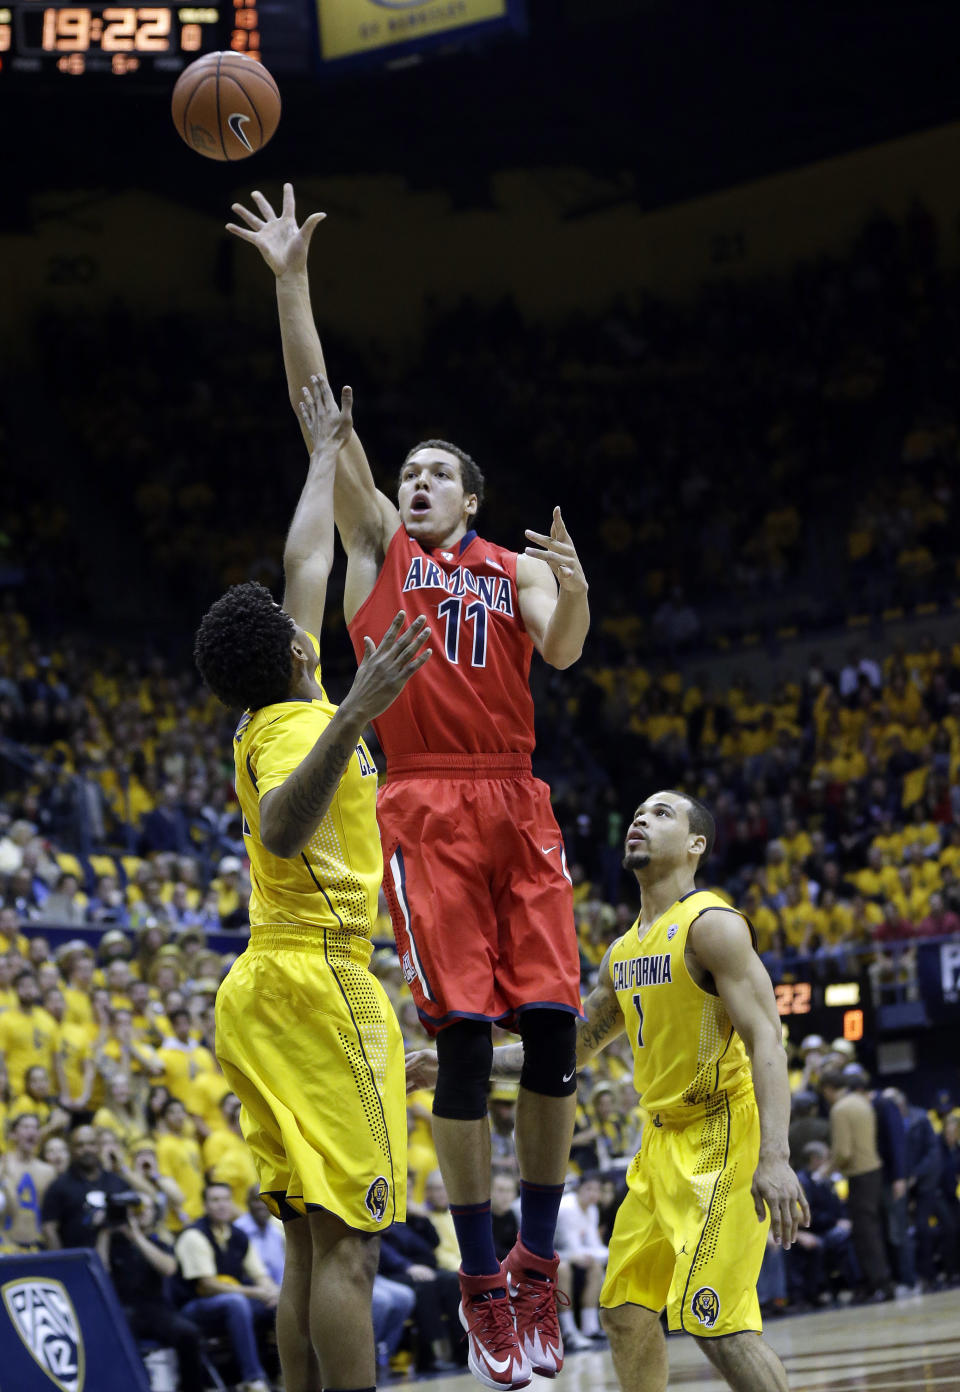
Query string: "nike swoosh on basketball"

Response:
xmin=227 ymin=112 xmax=253 ymax=150
xmin=541 ymin=844 xmax=558 ymax=854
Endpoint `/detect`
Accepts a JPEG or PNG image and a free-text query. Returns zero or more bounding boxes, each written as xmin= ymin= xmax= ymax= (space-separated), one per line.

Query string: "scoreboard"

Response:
xmin=0 ymin=0 xmax=523 ymax=76
xmin=774 ymin=978 xmax=874 ymax=1051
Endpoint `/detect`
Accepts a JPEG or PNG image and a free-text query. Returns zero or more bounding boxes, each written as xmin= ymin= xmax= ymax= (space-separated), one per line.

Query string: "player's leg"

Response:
xmin=693 ymin=1332 xmax=789 ymax=1391
xmin=307 ymin=1208 xmax=379 ymax=1388
xmin=602 ymin=1304 xmax=669 ymax=1392
xmin=503 ymin=1009 xmax=578 ymax=1374
xmin=275 ymin=1211 xmax=321 ymax=1392
xmin=600 ymin=1137 xmax=677 ymax=1391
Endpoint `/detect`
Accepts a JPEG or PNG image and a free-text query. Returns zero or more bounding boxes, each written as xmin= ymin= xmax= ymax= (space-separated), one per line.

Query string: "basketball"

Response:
xmin=171 ymin=52 xmax=281 ymax=161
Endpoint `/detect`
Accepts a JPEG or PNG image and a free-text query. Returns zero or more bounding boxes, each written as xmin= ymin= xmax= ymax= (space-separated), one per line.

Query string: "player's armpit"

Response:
xmin=576 ymin=945 xmax=625 ymax=1065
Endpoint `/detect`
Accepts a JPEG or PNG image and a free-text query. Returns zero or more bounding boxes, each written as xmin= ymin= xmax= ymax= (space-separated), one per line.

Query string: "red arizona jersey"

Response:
xmin=347 ymin=528 xmax=536 ymax=759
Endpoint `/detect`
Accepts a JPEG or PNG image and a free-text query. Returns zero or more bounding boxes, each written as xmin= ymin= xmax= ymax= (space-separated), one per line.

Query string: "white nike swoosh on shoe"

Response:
xmin=478 ymin=1349 xmax=513 ymax=1374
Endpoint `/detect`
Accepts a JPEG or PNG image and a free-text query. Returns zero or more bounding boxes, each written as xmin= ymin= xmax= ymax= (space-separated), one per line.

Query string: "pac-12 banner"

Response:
xmin=0 ymin=1250 xmax=149 ymax=1392
xmin=316 ymin=0 xmax=522 ymax=62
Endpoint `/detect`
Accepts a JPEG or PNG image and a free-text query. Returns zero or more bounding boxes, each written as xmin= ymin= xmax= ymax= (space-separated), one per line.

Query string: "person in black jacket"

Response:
xmin=788 ymin=1141 xmax=859 ymax=1306
xmin=96 ymin=1195 xmax=205 ymax=1392
xmin=936 ymin=1115 xmax=960 ymax=1282
xmin=870 ymin=1079 xmax=910 ymax=1287
xmin=378 ymin=1218 xmax=463 ymax=1373
xmin=885 ymin=1088 xmax=948 ymax=1288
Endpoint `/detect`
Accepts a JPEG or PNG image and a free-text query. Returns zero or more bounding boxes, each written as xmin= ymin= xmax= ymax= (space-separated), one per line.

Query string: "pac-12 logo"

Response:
xmin=365 ymin=1176 xmax=390 ymax=1223
xmin=1 ymin=1277 xmax=85 ymax=1392
xmin=690 ymin=1285 xmax=720 ymax=1328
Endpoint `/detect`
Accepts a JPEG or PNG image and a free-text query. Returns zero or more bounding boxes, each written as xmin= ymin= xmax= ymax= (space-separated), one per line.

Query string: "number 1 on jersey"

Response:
xmin=437 ymin=597 xmax=488 ymax=667
xmin=632 ymin=993 xmax=645 ymax=1049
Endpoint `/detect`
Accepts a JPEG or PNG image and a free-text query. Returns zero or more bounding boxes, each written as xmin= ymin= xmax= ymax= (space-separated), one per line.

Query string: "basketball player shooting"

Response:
xmin=475 ymin=789 xmax=812 ymax=1392
xmin=228 ymin=183 xmax=590 ymax=1391
xmin=195 ymin=374 xmax=431 ymax=1392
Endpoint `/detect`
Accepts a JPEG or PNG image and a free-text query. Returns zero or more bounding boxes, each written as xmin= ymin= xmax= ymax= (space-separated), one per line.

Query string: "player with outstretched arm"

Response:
xmin=195 ymin=375 xmax=430 ymax=1392
xmin=228 ymin=183 xmax=590 ymax=1391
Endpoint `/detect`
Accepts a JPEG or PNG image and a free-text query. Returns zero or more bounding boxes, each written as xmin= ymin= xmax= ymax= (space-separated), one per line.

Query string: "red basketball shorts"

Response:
xmin=377 ymin=756 xmax=582 ymax=1034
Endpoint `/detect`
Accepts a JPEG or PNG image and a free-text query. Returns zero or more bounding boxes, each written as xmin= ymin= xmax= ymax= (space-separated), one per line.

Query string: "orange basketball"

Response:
xmin=171 ymin=52 xmax=281 ymax=161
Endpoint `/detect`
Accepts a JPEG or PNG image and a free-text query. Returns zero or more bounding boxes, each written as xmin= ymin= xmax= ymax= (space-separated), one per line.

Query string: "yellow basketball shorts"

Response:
xmin=214 ymin=925 xmax=407 ymax=1231
xmin=600 ymin=1092 xmax=767 ymax=1336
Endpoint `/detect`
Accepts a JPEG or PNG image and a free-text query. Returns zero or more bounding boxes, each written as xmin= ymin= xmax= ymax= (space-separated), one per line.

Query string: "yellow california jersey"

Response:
xmin=234 ymin=694 xmax=382 ymax=936
xmin=608 ymin=889 xmax=755 ymax=1123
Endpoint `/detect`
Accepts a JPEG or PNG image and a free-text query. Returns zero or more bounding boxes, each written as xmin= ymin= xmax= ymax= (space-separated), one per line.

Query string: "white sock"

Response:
xmin=581 ymin=1306 xmax=600 ymax=1335
xmin=559 ymin=1310 xmax=579 ymax=1336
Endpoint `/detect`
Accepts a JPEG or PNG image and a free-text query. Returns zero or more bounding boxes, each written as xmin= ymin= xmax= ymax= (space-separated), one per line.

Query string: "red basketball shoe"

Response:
xmin=502 ymin=1238 xmax=565 ymax=1377
xmin=458 ymin=1268 xmax=532 ymax=1390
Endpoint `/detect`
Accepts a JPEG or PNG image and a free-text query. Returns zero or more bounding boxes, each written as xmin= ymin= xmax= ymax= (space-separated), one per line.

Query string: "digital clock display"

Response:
xmin=775 ymin=979 xmax=869 ymax=1046
xmin=0 ymin=0 xmax=317 ymax=76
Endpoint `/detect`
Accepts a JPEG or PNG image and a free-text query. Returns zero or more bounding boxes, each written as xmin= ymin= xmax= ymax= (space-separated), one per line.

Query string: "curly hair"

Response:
xmin=402 ymin=439 xmax=485 ymax=513
xmin=194 ymin=581 xmax=295 ymax=711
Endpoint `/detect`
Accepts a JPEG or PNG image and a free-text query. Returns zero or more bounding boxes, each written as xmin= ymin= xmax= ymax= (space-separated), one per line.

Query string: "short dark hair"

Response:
xmin=204 ymin=1179 xmax=232 ymax=1201
xmin=819 ymin=1070 xmax=846 ymax=1092
xmin=663 ymin=790 xmax=716 ymax=865
xmin=402 ymin=439 xmax=485 ymax=513
xmin=194 ymin=581 xmax=295 ymax=711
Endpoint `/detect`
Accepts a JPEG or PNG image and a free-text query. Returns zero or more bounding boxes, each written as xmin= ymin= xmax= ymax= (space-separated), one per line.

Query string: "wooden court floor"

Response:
xmin=415 ymin=1289 xmax=960 ymax=1390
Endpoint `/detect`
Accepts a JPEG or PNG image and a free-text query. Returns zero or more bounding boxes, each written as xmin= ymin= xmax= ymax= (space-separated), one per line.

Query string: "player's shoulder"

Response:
xmin=238 ymin=698 xmax=333 ymax=744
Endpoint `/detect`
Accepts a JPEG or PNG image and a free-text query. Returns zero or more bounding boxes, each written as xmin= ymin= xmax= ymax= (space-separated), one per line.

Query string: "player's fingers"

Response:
xmin=225 ymin=224 xmax=260 ymax=244
xmin=251 ymin=189 xmax=278 ymax=220
xmin=524 ymin=547 xmax=562 ymax=567
xmin=302 ymin=212 xmax=327 ymax=242
xmin=799 ymin=1190 xmax=812 ymax=1230
xmin=381 ymin=612 xmax=407 ymax=645
xmin=751 ymin=1180 xmax=766 ymax=1224
xmin=782 ymin=1198 xmax=797 ymax=1248
xmin=229 ymin=202 xmax=263 ymax=228
xmin=363 ymin=637 xmax=376 ymax=659
xmin=396 ymin=619 xmax=430 ymax=657
xmin=524 ymin=529 xmax=551 ymax=545
xmin=282 ymin=181 xmax=295 ymax=216
xmin=340 ymin=385 xmax=353 ymax=422
xmin=403 ymin=649 xmax=432 ymax=676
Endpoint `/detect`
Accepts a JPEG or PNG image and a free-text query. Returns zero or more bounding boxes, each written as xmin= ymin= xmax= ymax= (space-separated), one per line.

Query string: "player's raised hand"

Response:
xmin=298 ymin=374 xmax=353 ymax=460
xmin=226 ymin=182 xmax=326 ymax=278
xmin=751 ymin=1154 xmax=811 ymax=1250
xmin=524 ymin=507 xmax=588 ymax=593
xmin=345 ymin=611 xmax=432 ymax=724
xmin=405 ymin=1049 xmax=439 ymax=1093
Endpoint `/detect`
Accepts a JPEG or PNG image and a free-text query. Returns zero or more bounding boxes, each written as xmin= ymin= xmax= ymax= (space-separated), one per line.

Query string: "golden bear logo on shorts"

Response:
xmin=691 ymin=1286 xmax=720 ymax=1327
xmin=365 ymin=1176 xmax=390 ymax=1223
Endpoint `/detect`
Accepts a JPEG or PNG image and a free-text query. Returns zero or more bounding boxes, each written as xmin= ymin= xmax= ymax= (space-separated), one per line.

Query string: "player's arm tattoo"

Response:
xmin=261 ymin=712 xmax=366 ymax=859
xmin=576 ymin=946 xmax=624 ymax=1066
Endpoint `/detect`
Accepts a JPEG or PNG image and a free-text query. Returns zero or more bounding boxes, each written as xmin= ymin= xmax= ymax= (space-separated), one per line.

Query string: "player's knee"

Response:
xmin=601 ymin=1301 xmax=661 ymax=1347
xmin=518 ymin=1008 xmax=577 ymax=1097
xmin=433 ymin=1019 xmax=493 ymax=1119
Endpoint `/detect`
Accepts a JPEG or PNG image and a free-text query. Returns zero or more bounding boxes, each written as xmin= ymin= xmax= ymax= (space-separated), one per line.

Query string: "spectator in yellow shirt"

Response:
xmin=889 ymin=868 xmax=931 ymax=924
xmin=202 ymin=1092 xmax=258 ymax=1213
xmin=8 ymin=1065 xmax=71 ymax=1148
xmin=781 ymin=819 xmax=813 ymax=868
xmin=92 ymin=1072 xmax=146 ymax=1151
xmin=0 ymin=970 xmax=60 ymax=1095
xmin=59 ymin=943 xmax=96 ymax=1029
xmin=906 ymin=843 xmax=941 ymax=893
xmin=155 ymin=1096 xmax=204 ymax=1230
xmin=44 ymin=986 xmax=96 ymax=1120
xmin=156 ymin=1008 xmax=216 ymax=1105
xmin=853 ymin=847 xmax=900 ymax=902
xmin=742 ymin=885 xmax=779 ymax=954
